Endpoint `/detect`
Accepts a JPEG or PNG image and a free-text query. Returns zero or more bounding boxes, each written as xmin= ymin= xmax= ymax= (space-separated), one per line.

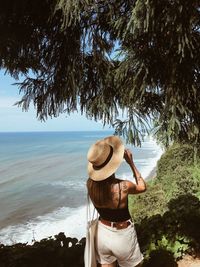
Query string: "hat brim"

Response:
xmin=87 ymin=136 xmax=124 ymax=181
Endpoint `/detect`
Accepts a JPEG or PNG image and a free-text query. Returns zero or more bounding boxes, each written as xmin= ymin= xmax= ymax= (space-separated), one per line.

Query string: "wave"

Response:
xmin=0 ymin=205 xmax=87 ymax=245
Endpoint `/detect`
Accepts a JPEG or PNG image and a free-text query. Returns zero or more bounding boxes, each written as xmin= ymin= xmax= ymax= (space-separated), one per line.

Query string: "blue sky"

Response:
xmin=0 ymin=70 xmax=111 ymax=132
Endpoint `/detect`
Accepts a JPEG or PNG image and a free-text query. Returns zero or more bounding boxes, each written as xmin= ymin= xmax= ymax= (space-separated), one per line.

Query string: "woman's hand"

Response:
xmin=124 ymin=149 xmax=134 ymax=165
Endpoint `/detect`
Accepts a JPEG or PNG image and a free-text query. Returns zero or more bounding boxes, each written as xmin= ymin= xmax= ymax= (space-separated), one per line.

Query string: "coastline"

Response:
xmin=145 ymin=166 xmax=157 ymax=181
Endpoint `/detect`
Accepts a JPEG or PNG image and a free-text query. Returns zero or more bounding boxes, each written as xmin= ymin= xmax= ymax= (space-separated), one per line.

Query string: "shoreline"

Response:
xmin=145 ymin=166 xmax=157 ymax=181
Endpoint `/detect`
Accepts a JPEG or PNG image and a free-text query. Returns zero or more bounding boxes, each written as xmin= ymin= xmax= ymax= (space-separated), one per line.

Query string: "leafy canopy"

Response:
xmin=0 ymin=0 xmax=199 ymax=145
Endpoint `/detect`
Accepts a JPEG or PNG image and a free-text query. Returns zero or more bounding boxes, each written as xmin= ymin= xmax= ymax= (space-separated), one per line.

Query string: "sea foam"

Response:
xmin=0 ymin=206 xmax=87 ymax=245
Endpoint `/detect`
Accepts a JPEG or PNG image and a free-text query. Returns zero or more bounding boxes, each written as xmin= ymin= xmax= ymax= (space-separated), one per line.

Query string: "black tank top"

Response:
xmin=95 ymin=182 xmax=131 ymax=222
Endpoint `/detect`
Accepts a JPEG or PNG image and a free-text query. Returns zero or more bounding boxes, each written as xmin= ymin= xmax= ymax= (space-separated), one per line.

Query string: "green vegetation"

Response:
xmin=129 ymin=143 xmax=200 ymax=264
xmin=0 ymin=234 xmax=85 ymax=267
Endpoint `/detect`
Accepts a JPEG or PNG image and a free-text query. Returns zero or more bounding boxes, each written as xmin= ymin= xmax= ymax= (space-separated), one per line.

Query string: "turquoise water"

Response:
xmin=0 ymin=131 xmax=162 ymax=244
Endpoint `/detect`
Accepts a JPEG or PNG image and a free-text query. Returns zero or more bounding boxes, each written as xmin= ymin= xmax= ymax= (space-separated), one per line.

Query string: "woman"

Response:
xmin=86 ymin=136 xmax=146 ymax=267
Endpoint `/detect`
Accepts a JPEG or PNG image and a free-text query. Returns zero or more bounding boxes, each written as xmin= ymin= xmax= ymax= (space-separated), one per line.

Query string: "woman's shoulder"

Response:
xmin=114 ymin=178 xmax=130 ymax=193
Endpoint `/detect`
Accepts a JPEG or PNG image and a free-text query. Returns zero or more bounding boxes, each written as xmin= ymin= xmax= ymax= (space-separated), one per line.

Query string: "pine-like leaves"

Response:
xmin=0 ymin=0 xmax=199 ymax=146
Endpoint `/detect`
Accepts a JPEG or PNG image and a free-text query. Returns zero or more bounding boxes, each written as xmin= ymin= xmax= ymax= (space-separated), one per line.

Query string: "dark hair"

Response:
xmin=87 ymin=174 xmax=115 ymax=207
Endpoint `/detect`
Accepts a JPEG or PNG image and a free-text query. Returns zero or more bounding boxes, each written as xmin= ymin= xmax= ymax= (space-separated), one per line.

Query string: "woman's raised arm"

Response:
xmin=124 ymin=149 xmax=147 ymax=194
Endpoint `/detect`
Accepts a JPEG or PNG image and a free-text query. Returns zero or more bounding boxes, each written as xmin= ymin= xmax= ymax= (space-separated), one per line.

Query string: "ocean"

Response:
xmin=0 ymin=131 xmax=163 ymax=245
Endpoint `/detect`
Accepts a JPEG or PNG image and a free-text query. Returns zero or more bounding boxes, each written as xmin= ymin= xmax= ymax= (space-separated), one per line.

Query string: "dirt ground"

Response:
xmin=177 ymin=255 xmax=200 ymax=267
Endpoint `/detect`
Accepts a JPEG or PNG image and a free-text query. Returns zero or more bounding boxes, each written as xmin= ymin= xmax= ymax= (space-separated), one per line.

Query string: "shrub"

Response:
xmin=130 ymin=143 xmax=200 ymax=263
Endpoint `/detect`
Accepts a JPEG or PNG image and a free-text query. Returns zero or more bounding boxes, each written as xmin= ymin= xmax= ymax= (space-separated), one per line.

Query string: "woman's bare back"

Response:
xmin=96 ymin=178 xmax=129 ymax=210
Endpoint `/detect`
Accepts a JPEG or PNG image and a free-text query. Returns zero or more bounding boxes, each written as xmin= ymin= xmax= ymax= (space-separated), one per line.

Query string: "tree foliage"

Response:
xmin=0 ymin=0 xmax=199 ymax=145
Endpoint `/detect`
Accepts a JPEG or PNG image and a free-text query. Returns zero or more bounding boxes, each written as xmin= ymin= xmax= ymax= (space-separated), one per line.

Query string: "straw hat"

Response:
xmin=87 ymin=136 xmax=124 ymax=181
